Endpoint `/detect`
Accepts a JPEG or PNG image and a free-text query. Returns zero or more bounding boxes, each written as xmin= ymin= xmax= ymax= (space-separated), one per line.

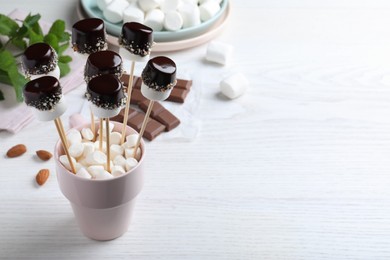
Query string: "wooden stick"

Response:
xmin=54 ymin=118 xmax=76 ymax=174
xmin=90 ymin=109 xmax=96 ymax=141
xmin=106 ymin=118 xmax=111 ymax=173
xmin=133 ymin=100 xmax=154 ymax=158
xmin=121 ymin=60 xmax=136 ymax=144
xmin=99 ymin=118 xmax=104 ymax=151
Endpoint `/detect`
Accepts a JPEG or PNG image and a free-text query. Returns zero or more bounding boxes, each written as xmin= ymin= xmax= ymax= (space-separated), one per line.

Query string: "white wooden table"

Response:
xmin=2 ymin=1 xmax=390 ymax=259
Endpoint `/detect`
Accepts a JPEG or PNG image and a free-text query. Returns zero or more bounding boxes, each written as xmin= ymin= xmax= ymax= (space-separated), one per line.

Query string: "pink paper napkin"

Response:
xmin=0 ymin=9 xmax=85 ymax=134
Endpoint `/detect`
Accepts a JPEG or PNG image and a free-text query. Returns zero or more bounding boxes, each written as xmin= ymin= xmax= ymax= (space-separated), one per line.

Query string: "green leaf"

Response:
xmin=60 ymin=32 xmax=71 ymax=42
xmin=28 ymin=27 xmax=44 ymax=45
xmin=58 ymin=62 xmax=71 ymax=77
xmin=0 ymin=50 xmax=27 ymax=101
xmin=0 ymin=14 xmax=19 ymax=37
xmin=59 ymin=55 xmax=72 ymax=63
xmin=11 ymin=37 xmax=27 ymax=49
xmin=31 ymin=21 xmax=43 ymax=37
xmin=24 ymin=13 xmax=41 ymax=28
xmin=0 ymin=49 xmax=16 ymax=70
xmin=0 ymin=90 xmax=4 ymax=101
xmin=44 ymin=34 xmax=59 ymax=50
xmin=48 ymin=20 xmax=65 ymax=39
xmin=0 ymin=69 xmax=11 ymax=85
xmin=58 ymin=42 xmax=69 ymax=55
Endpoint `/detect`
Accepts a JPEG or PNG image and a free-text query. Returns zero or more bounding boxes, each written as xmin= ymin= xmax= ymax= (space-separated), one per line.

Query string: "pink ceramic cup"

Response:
xmin=54 ymin=121 xmax=145 ymax=241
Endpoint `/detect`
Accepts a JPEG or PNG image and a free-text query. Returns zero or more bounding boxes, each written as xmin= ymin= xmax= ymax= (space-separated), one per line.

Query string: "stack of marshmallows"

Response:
xmin=59 ymin=123 xmax=141 ymax=180
xmin=98 ymin=0 xmax=223 ymax=31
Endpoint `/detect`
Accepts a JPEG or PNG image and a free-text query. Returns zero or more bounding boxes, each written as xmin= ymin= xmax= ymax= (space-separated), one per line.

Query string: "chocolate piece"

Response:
xmin=22 ymin=43 xmax=58 ymax=76
xmin=133 ymin=77 xmax=142 ymax=89
xmin=154 ymin=110 xmax=180 ymax=131
xmin=120 ymin=74 xmax=140 ymax=88
xmin=119 ymin=22 xmax=153 ymax=57
xmin=84 ymin=50 xmax=123 ymax=83
xmin=130 ymin=88 xmax=147 ymax=105
xmin=86 ymin=74 xmax=126 ymax=109
xmin=176 ymin=79 xmax=192 ymax=90
xmin=23 ymin=76 xmax=62 ymax=111
xmin=127 ymin=112 xmax=166 ymax=140
xmin=110 ymin=108 xmax=138 ymax=123
xmin=166 ymin=88 xmax=189 ymax=103
xmin=141 ymin=56 xmax=177 ymax=92
xmin=138 ymin=100 xmax=164 ymax=117
xmin=72 ymin=18 xmax=106 ymax=54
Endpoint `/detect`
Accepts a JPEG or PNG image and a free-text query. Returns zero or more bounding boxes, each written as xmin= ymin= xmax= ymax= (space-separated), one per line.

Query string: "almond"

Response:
xmin=36 ymin=169 xmax=50 ymax=186
xmin=6 ymin=144 xmax=27 ymax=158
xmin=36 ymin=150 xmax=52 ymax=161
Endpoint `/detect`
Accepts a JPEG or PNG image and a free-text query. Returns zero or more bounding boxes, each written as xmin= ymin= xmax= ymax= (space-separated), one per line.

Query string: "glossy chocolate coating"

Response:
xmin=72 ymin=18 xmax=106 ymax=54
xmin=23 ymin=76 xmax=62 ymax=111
xmin=119 ymin=22 xmax=153 ymax=57
xmin=84 ymin=50 xmax=123 ymax=83
xmin=141 ymin=56 xmax=177 ymax=92
xmin=86 ymin=74 xmax=126 ymax=109
xmin=22 ymin=43 xmax=57 ymax=75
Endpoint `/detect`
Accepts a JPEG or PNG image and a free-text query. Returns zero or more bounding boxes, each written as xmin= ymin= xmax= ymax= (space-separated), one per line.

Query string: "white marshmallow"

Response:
xmin=123 ymin=5 xmax=145 ymax=24
xmin=66 ymin=128 xmax=82 ymax=146
xmin=76 ymin=167 xmax=92 ymax=179
xmin=94 ymin=141 xmax=107 ymax=153
xmin=199 ymin=1 xmax=220 ymax=22
xmin=160 ymin=0 xmax=180 ymax=13
xmin=206 ymin=41 xmax=233 ymax=65
xmin=32 ymin=96 xmax=67 ymax=121
xmin=164 ymin=11 xmax=183 ymax=31
xmin=125 ymin=157 xmax=138 ymax=171
xmin=97 ymin=121 xmax=115 ymax=136
xmin=59 ymin=155 xmax=77 ymax=171
xmin=198 ymin=0 xmax=222 ymax=4
xmin=82 ymin=142 xmax=95 ymax=158
xmin=81 ymin=128 xmax=94 ymax=141
xmin=85 ymin=150 xmax=107 ymax=165
xmin=110 ymin=132 xmax=122 ymax=145
xmin=29 ymin=65 xmax=61 ymax=81
xmin=119 ymin=47 xmax=150 ymax=62
xmin=90 ymin=103 xmax=122 ymax=119
xmin=144 ymin=9 xmax=165 ymax=31
xmin=124 ymin=134 xmax=139 ymax=148
xmin=103 ymin=0 xmax=129 ymax=23
xmin=97 ymin=0 xmax=113 ymax=11
xmin=182 ymin=0 xmax=197 ymax=4
xmin=78 ymin=158 xmax=90 ymax=167
xmin=141 ymin=82 xmax=173 ymax=101
xmin=95 ymin=170 xmax=114 ymax=180
xmin=113 ymin=155 xmax=127 ymax=168
xmin=69 ymin=143 xmax=85 ymax=159
xmin=178 ymin=3 xmax=200 ymax=28
xmin=110 ymin=144 xmax=124 ymax=160
xmin=138 ymin=0 xmax=161 ymax=12
xmin=87 ymin=165 xmax=104 ymax=176
xmin=125 ymin=147 xmax=141 ymax=160
xmin=111 ymin=165 xmax=126 ymax=177
xmin=220 ymin=73 xmax=249 ymax=99
xmin=104 ymin=160 xmax=114 ymax=171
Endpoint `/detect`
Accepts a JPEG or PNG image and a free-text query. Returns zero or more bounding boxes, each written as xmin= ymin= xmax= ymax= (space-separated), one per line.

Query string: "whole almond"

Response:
xmin=36 ymin=150 xmax=52 ymax=161
xmin=36 ymin=169 xmax=50 ymax=186
xmin=6 ymin=144 xmax=27 ymax=158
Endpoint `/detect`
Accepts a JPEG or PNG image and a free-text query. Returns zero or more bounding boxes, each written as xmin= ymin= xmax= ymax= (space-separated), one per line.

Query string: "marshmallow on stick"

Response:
xmin=72 ymin=18 xmax=108 ymax=140
xmin=133 ymin=56 xmax=177 ymax=157
xmin=22 ymin=76 xmax=76 ymax=173
xmin=21 ymin=43 xmax=60 ymax=80
xmin=72 ymin=18 xmax=107 ymax=55
xmin=118 ymin=22 xmax=154 ymax=144
xmin=86 ymin=74 xmax=126 ymax=172
xmin=84 ymin=50 xmax=123 ymax=83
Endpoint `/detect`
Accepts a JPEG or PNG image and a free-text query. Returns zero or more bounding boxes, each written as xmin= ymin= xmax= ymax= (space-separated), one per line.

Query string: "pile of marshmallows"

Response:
xmin=59 ymin=123 xmax=140 ymax=180
xmin=98 ymin=0 xmax=223 ymax=31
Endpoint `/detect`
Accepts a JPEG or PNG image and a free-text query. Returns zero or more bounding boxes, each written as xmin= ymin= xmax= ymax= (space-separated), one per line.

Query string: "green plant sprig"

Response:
xmin=0 ymin=13 xmax=72 ymax=102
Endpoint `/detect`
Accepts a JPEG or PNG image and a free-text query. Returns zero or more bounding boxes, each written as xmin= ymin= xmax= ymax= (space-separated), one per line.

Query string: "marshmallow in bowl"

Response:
xmin=138 ymin=0 xmax=161 ymax=12
xmin=103 ymin=0 xmax=130 ymax=23
xmin=164 ymin=11 xmax=183 ymax=31
xmin=123 ymin=5 xmax=145 ymax=23
xmin=97 ymin=0 xmax=113 ymax=10
xmin=199 ymin=1 xmax=220 ymax=22
xmin=220 ymin=73 xmax=249 ymax=99
xmin=76 ymin=167 xmax=92 ymax=179
xmin=206 ymin=40 xmax=233 ymax=65
xmin=178 ymin=2 xmax=201 ymax=28
xmin=144 ymin=9 xmax=165 ymax=31
xmin=160 ymin=0 xmax=180 ymax=13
